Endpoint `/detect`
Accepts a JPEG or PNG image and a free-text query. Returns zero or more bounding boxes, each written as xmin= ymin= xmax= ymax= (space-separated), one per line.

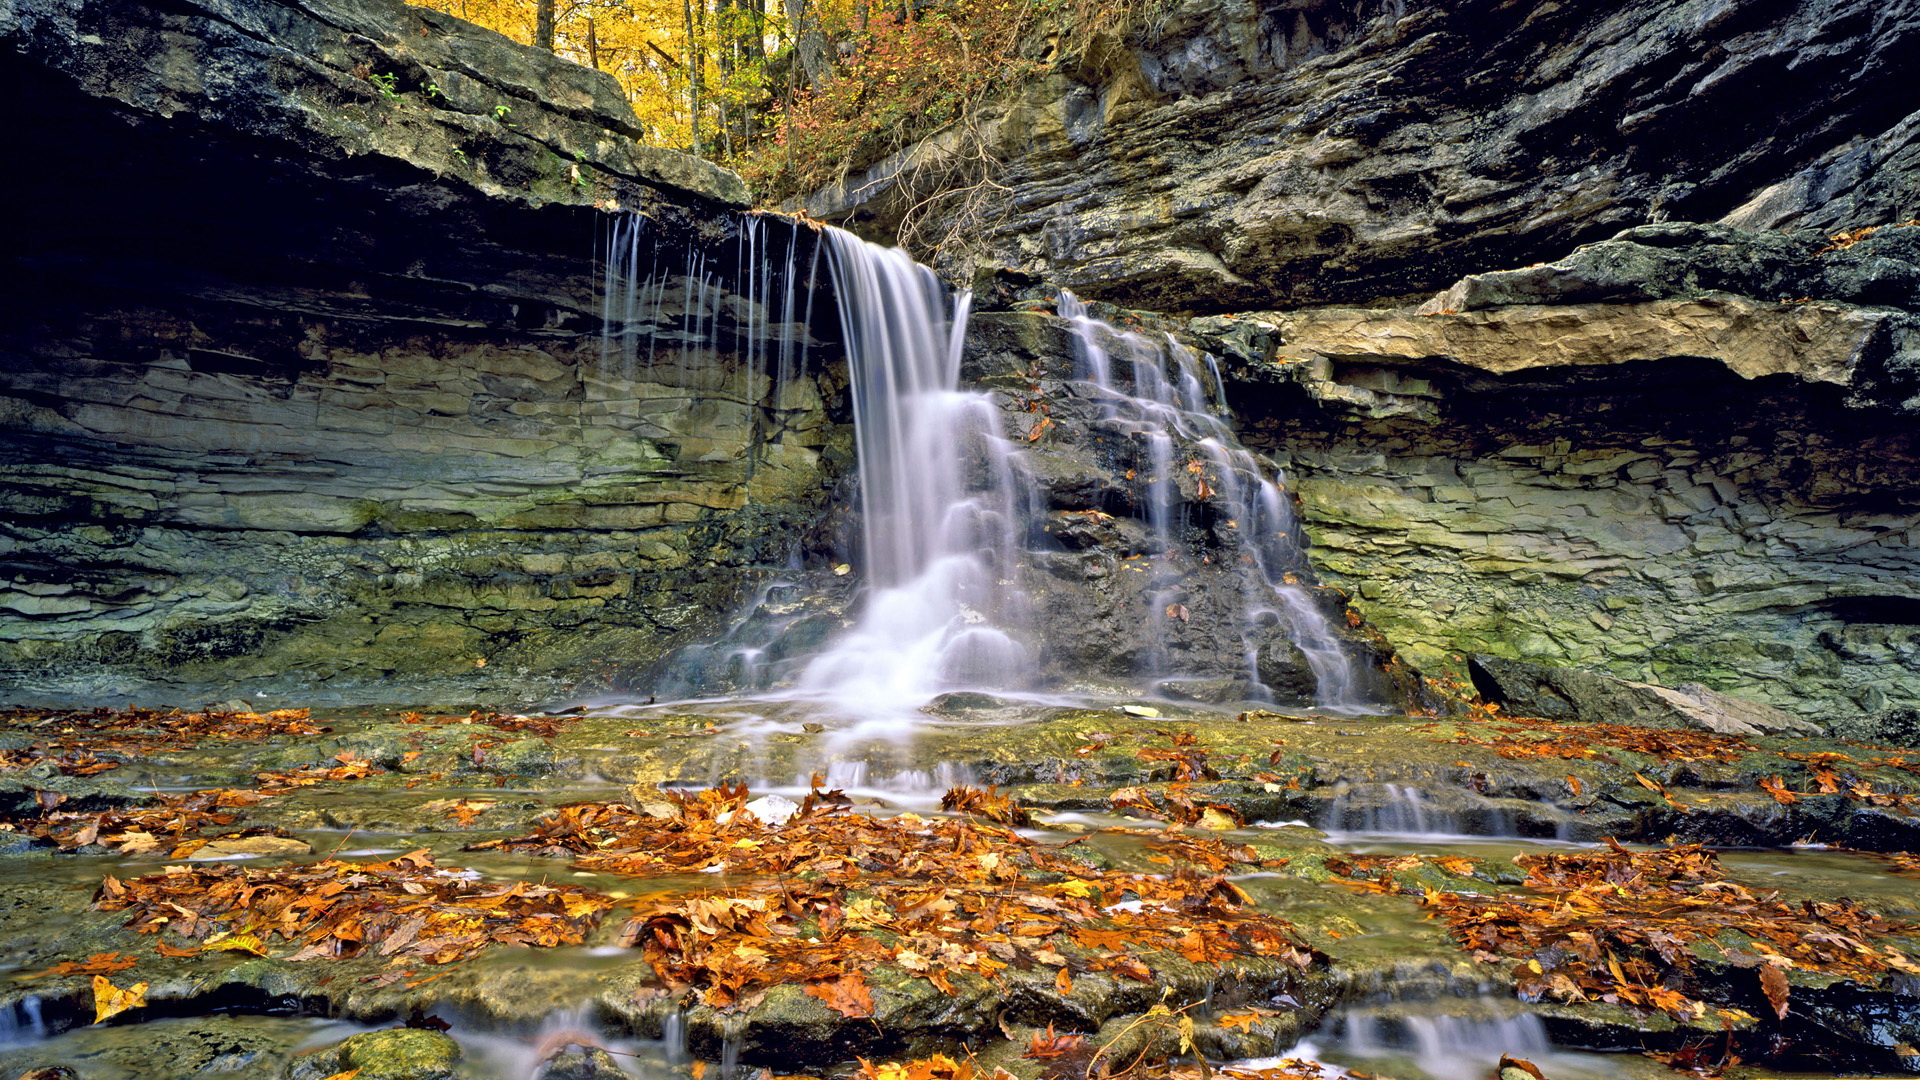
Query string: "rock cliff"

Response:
xmin=813 ymin=0 xmax=1920 ymax=312
xmin=0 ymin=0 xmax=850 ymax=702
xmin=1205 ymin=224 xmax=1920 ymax=725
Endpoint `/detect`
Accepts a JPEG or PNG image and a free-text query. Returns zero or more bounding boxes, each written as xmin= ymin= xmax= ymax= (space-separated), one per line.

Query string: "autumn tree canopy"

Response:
xmin=409 ymin=0 xmax=1091 ymax=200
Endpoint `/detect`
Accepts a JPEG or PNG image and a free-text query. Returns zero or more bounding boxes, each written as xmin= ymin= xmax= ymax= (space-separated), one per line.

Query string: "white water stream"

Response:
xmin=597 ymin=216 xmax=1367 ymax=723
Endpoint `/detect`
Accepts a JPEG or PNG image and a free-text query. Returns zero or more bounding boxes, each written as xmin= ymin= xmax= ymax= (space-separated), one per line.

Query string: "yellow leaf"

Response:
xmin=318 ymin=1071 xmax=363 ymax=1080
xmin=1055 ymin=880 xmax=1093 ymax=898
xmin=91 ymin=975 xmax=148 ymax=1024
xmin=204 ymin=932 xmax=268 ymax=956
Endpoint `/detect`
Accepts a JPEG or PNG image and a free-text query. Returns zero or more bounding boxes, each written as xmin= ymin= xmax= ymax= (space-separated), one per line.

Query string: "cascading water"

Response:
xmin=791 ymin=230 xmax=1035 ymax=727
xmin=1056 ymin=291 xmax=1367 ymax=711
xmin=596 ymin=214 xmax=1371 ymax=718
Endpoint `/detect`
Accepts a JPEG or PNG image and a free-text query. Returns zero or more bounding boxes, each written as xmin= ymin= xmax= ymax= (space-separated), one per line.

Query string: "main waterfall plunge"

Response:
xmin=600 ymin=213 xmax=1375 ymax=721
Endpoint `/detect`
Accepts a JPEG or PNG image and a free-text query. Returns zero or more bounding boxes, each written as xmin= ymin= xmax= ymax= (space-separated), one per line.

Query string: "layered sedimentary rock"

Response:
xmin=1207 ymin=225 xmax=1920 ymax=722
xmin=813 ymin=0 xmax=1920 ymax=312
xmin=0 ymin=0 xmax=849 ymax=702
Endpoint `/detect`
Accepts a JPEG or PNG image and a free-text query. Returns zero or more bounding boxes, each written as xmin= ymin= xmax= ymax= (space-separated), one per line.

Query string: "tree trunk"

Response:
xmin=534 ymin=0 xmax=556 ymax=51
xmin=685 ymin=0 xmax=703 ymax=155
xmin=784 ymin=0 xmax=831 ymax=91
xmin=585 ymin=17 xmax=600 ymax=69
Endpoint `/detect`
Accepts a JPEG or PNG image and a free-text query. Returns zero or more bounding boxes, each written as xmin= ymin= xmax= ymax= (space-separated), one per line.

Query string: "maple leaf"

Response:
xmin=1024 ymin=1023 xmax=1088 ymax=1059
xmin=1217 ymin=1012 xmax=1262 ymax=1032
xmin=804 ymin=973 xmax=875 ymax=1018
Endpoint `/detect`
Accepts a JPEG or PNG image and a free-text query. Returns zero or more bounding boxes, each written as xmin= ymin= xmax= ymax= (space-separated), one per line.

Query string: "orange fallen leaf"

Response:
xmin=1759 ymin=961 xmax=1791 ymax=1020
xmin=1758 ymin=775 xmax=1798 ymax=805
xmin=1218 ymin=1012 xmax=1261 ymax=1032
xmin=23 ymin=951 xmax=137 ymax=979
xmin=803 ymin=972 xmax=874 ymax=1018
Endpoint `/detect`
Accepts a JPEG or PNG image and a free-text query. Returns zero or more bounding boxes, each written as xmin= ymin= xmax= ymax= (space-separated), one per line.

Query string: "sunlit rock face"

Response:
xmin=1205 ymin=225 xmax=1920 ymax=726
xmin=813 ymin=0 xmax=1920 ymax=312
xmin=0 ymin=0 xmax=853 ymax=702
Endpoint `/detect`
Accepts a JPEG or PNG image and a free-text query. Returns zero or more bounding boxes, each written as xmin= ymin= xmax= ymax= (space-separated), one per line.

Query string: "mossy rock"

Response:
xmin=290 ymin=1028 xmax=461 ymax=1080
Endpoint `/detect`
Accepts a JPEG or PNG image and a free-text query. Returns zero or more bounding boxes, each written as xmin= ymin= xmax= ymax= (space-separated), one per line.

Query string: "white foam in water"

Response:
xmin=1310 ymin=1007 xmax=1626 ymax=1080
xmin=0 ymin=996 xmax=45 ymax=1046
xmin=443 ymin=1004 xmax=688 ymax=1079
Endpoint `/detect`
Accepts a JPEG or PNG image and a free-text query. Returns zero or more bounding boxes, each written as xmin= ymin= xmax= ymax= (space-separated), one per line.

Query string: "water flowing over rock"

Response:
xmin=660 ymin=240 xmax=1405 ymax=714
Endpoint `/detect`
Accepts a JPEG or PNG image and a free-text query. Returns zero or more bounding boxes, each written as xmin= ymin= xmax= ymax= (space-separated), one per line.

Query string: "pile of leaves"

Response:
xmin=0 ymin=747 xmax=121 ymax=777
xmin=6 ymin=789 xmax=280 ymax=856
xmin=94 ymin=849 xmax=616 ymax=967
xmin=854 ymin=1050 xmax=1357 ymax=1080
xmin=0 ymin=706 xmax=325 ymax=762
xmin=254 ymin=750 xmax=386 ymax=794
xmin=1109 ymin=784 xmax=1241 ymax=830
xmin=400 ymin=709 xmax=574 ymax=739
xmin=1756 ymin=749 xmax=1920 ymax=812
xmin=1408 ymin=840 xmax=1920 ymax=1022
xmin=477 ymin=784 xmax=1321 ymax=1012
xmin=1437 ymin=719 xmax=1755 ymax=765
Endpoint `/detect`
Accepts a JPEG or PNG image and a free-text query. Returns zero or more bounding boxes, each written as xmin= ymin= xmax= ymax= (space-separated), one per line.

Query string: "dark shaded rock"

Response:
xmin=1467 ymin=655 xmax=1825 ymax=737
xmin=0 ymin=0 xmax=857 ymax=703
xmin=1825 ymin=706 xmax=1920 ymax=751
xmin=815 ymin=1 xmax=1920 ymax=313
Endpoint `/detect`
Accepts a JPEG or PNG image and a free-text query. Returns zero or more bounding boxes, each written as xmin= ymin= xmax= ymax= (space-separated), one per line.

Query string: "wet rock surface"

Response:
xmin=0 ymin=699 xmax=1915 ymax=1078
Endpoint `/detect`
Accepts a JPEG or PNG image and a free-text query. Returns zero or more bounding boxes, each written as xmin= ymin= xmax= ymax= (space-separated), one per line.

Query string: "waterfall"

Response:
xmin=1057 ymin=292 xmax=1365 ymax=711
xmin=596 ymin=213 xmax=1368 ymax=716
xmin=792 ymin=230 xmax=1034 ymax=725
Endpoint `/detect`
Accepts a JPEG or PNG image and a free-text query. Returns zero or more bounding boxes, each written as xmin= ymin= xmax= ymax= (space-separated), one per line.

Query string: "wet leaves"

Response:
xmin=20 ymin=952 xmax=137 ymax=979
xmin=1404 ymin=840 xmax=1920 ymax=1022
xmin=0 ymin=706 xmax=323 ymax=758
xmin=940 ymin=785 xmax=1031 ymax=826
xmin=93 ymin=850 xmax=615 ymax=967
xmin=1443 ymin=718 xmax=1753 ymax=765
xmin=478 ymin=785 xmax=1321 ymax=1012
xmin=254 ymin=751 xmax=384 ymax=794
xmin=14 ymin=789 xmax=289 ymax=857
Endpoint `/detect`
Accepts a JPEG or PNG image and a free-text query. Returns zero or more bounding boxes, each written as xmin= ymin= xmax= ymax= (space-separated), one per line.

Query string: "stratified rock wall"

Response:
xmin=1211 ymin=226 xmax=1920 ymax=721
xmin=815 ymin=0 xmax=1920 ymax=311
xmin=0 ymin=0 xmax=851 ymax=703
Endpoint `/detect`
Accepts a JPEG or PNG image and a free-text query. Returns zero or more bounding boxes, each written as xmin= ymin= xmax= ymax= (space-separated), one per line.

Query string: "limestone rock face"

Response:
xmin=0 ymin=0 xmax=850 ymax=703
xmin=814 ymin=0 xmax=1920 ymax=312
xmin=1467 ymin=655 xmax=1826 ymax=739
xmin=1212 ymin=226 xmax=1920 ymax=722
